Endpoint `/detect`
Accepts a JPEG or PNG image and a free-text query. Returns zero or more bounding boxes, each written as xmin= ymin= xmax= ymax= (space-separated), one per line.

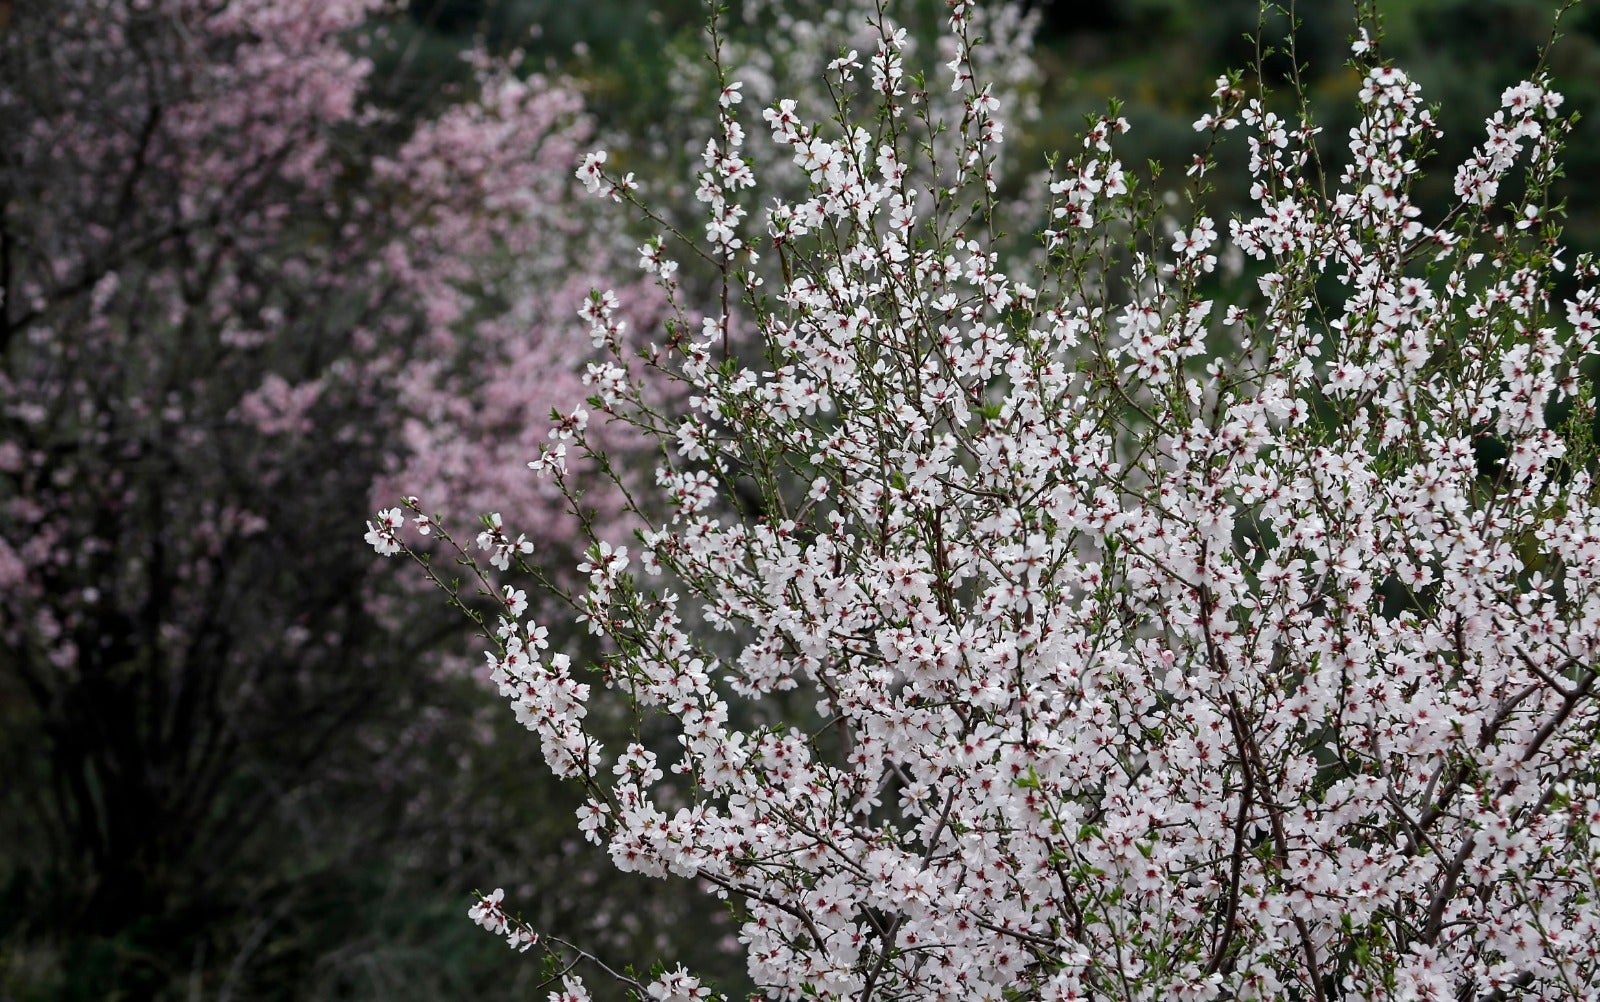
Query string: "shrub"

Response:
xmin=379 ymin=2 xmax=1600 ymax=998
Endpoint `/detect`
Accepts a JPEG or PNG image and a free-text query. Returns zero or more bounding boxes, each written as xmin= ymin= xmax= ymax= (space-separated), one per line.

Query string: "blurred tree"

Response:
xmin=0 ymin=0 xmax=708 ymax=998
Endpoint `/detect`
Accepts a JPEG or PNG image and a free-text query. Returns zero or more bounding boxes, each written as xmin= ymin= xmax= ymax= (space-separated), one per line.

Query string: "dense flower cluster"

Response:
xmin=378 ymin=2 xmax=1600 ymax=999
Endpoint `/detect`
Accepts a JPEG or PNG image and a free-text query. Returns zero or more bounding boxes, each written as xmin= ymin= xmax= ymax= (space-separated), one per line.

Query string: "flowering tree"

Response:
xmin=376 ymin=1 xmax=1600 ymax=999
xmin=0 ymin=0 xmax=674 ymax=995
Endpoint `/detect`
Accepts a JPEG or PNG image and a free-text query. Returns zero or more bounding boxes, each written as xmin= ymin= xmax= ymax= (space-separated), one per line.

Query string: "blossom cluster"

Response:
xmin=378 ymin=2 xmax=1600 ymax=1000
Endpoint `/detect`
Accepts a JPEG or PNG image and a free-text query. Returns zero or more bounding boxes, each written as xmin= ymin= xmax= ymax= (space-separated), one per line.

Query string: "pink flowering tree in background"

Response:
xmin=0 ymin=0 xmax=685 ymax=996
xmin=377 ymin=0 xmax=1600 ymax=999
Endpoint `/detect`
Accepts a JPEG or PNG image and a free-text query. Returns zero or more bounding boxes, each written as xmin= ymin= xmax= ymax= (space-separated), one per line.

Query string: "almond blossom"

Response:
xmin=383 ymin=3 xmax=1600 ymax=1000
